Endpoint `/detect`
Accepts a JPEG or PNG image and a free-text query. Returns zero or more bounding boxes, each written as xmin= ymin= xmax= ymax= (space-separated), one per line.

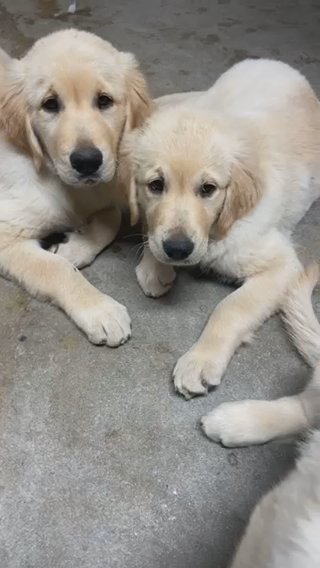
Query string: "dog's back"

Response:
xmin=204 ymin=59 xmax=313 ymax=114
xmin=232 ymin=428 xmax=320 ymax=568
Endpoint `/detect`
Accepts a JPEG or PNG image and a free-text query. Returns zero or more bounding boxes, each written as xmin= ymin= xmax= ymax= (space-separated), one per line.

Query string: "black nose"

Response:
xmin=70 ymin=147 xmax=103 ymax=176
xmin=162 ymin=236 xmax=194 ymax=260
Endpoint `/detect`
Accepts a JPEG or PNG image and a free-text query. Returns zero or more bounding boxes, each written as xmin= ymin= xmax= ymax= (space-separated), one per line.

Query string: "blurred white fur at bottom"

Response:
xmin=231 ymin=427 xmax=320 ymax=568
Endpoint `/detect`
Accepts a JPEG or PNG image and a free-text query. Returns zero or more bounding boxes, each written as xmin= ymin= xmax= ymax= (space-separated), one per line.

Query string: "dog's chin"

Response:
xmin=164 ymin=256 xmax=203 ymax=267
xmin=53 ymin=163 xmax=116 ymax=188
xmin=68 ymin=176 xmax=102 ymax=188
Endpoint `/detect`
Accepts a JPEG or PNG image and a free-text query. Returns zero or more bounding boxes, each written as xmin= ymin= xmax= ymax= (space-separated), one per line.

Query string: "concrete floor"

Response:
xmin=0 ymin=1 xmax=320 ymax=567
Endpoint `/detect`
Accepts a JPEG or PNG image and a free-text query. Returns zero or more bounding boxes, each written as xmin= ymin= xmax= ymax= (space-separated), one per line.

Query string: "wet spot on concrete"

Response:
xmin=17 ymin=335 xmax=27 ymax=342
xmin=203 ymin=33 xmax=220 ymax=45
xmin=58 ymin=335 xmax=81 ymax=351
xmin=181 ymin=31 xmax=195 ymax=40
xmin=227 ymin=452 xmax=238 ymax=467
xmin=219 ymin=18 xmax=241 ymax=28
xmin=105 ymin=429 xmax=122 ymax=444
xmin=6 ymin=291 xmax=29 ymax=313
xmin=295 ymin=54 xmax=320 ymax=65
xmin=0 ymin=3 xmax=32 ymax=56
xmin=227 ymin=48 xmax=258 ymax=67
xmin=23 ymin=16 xmax=37 ymax=25
xmin=33 ymin=0 xmax=60 ymax=18
xmin=155 ymin=342 xmax=174 ymax=355
xmin=245 ymin=23 xmax=269 ymax=33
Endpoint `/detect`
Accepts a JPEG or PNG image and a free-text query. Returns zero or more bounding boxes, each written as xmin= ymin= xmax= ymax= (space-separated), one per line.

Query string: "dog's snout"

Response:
xmin=162 ymin=235 xmax=194 ymax=261
xmin=70 ymin=146 xmax=103 ymax=176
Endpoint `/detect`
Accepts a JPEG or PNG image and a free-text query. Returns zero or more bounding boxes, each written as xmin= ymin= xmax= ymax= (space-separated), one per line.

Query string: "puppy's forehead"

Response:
xmin=25 ymin=59 xmax=126 ymax=104
xmin=52 ymin=65 xmax=117 ymax=99
xmin=23 ymin=32 xmax=128 ymax=99
xmin=25 ymin=29 xmax=120 ymax=65
xmin=137 ymin=111 xmax=231 ymax=183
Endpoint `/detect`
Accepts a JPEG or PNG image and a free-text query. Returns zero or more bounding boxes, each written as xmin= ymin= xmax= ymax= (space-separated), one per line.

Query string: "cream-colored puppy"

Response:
xmin=230 ymin=283 xmax=320 ymax=565
xmin=0 ymin=29 xmax=151 ymax=346
xmin=231 ymin=428 xmax=320 ymax=568
xmin=128 ymin=59 xmax=320 ymax=443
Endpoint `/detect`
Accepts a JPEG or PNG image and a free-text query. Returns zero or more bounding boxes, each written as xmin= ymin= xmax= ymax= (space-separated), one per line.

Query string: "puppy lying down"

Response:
xmin=231 ymin=426 xmax=320 ymax=568
xmin=231 ymin=279 xmax=320 ymax=565
xmin=128 ymin=59 xmax=320 ymax=445
xmin=0 ymin=29 xmax=151 ymax=346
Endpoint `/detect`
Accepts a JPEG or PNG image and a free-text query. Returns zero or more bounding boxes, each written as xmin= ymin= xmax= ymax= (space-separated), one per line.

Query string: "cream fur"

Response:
xmin=231 ymin=429 xmax=320 ymax=568
xmin=203 ymin=264 xmax=320 ymax=447
xmin=128 ymin=59 xmax=320 ymax=430
xmin=0 ymin=29 xmax=151 ymax=346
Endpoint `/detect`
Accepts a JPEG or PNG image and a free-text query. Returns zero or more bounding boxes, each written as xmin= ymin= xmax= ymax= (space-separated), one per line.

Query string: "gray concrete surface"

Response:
xmin=0 ymin=1 xmax=319 ymax=567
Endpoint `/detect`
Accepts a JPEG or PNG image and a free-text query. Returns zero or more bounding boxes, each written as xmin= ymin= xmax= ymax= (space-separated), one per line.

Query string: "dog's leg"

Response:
xmin=201 ymin=368 xmax=320 ymax=447
xmin=52 ymin=207 xmax=121 ymax=268
xmin=0 ymin=239 xmax=131 ymax=346
xmin=136 ymin=247 xmax=176 ymax=298
xmin=173 ymin=253 xmax=300 ymax=398
xmin=202 ymin=266 xmax=320 ymax=446
xmin=201 ymin=394 xmax=310 ymax=447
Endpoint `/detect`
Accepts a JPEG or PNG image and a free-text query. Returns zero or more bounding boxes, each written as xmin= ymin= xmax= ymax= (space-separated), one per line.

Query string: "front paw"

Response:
xmin=173 ymin=347 xmax=225 ymax=399
xmin=73 ymin=295 xmax=131 ymax=347
xmin=136 ymin=260 xmax=176 ymax=298
xmin=201 ymin=400 xmax=283 ymax=447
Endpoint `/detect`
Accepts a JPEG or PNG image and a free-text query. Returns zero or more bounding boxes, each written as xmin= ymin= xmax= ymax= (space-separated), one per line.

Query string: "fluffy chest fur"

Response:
xmin=0 ymin=137 xmax=120 ymax=240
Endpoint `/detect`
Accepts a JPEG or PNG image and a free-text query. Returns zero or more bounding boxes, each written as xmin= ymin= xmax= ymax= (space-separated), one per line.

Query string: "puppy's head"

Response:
xmin=0 ymin=29 xmax=151 ymax=186
xmin=129 ymin=109 xmax=262 ymax=265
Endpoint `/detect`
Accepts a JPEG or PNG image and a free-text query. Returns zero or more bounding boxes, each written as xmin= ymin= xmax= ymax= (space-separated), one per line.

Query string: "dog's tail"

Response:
xmin=282 ymin=263 xmax=320 ymax=368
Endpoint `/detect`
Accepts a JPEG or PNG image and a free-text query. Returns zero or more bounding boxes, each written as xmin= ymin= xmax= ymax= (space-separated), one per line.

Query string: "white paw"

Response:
xmin=173 ymin=348 xmax=225 ymax=399
xmin=201 ymin=400 xmax=273 ymax=447
xmin=52 ymin=232 xmax=96 ymax=269
xmin=73 ymin=295 xmax=131 ymax=347
xmin=136 ymin=260 xmax=176 ymax=298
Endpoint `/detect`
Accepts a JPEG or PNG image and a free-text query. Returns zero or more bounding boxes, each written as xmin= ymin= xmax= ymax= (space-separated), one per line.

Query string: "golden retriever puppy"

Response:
xmin=230 ymin=283 xmax=320 ymax=564
xmin=128 ymin=59 xmax=320 ymax=443
xmin=231 ymin=428 xmax=320 ymax=567
xmin=230 ymin=306 xmax=320 ymax=567
xmin=0 ymin=29 xmax=151 ymax=346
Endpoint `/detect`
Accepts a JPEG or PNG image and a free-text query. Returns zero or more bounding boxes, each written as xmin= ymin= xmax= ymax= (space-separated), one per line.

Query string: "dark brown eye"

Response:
xmin=97 ymin=93 xmax=114 ymax=110
xmin=200 ymin=182 xmax=217 ymax=197
xmin=148 ymin=177 xmax=165 ymax=194
xmin=41 ymin=95 xmax=60 ymax=113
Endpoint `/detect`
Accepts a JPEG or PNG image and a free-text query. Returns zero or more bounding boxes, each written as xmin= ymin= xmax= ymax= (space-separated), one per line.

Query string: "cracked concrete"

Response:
xmin=0 ymin=1 xmax=319 ymax=567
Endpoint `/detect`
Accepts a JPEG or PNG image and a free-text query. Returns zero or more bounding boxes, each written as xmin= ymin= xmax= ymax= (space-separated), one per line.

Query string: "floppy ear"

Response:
xmin=0 ymin=60 xmax=44 ymax=170
xmin=117 ymin=127 xmax=140 ymax=225
xmin=129 ymin=174 xmax=139 ymax=226
xmin=0 ymin=62 xmax=28 ymax=150
xmin=123 ymin=54 xmax=153 ymax=130
xmin=215 ymin=160 xmax=262 ymax=238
